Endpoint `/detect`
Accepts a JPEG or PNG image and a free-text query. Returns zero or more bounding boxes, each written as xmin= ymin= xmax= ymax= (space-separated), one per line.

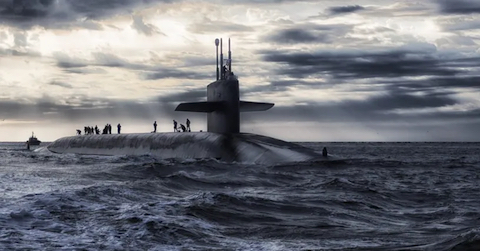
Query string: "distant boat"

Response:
xmin=28 ymin=132 xmax=41 ymax=145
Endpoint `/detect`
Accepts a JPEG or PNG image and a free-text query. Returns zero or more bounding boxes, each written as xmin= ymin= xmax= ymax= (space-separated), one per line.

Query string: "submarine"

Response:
xmin=47 ymin=38 xmax=329 ymax=164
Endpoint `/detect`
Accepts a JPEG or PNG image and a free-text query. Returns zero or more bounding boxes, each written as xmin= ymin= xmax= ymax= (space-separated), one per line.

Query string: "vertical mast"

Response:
xmin=215 ymin=38 xmax=219 ymax=80
xmin=220 ymin=38 xmax=223 ymax=80
xmin=228 ymin=38 xmax=232 ymax=73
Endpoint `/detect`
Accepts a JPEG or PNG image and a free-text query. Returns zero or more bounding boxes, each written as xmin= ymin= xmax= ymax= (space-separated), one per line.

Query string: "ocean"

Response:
xmin=0 ymin=142 xmax=479 ymax=250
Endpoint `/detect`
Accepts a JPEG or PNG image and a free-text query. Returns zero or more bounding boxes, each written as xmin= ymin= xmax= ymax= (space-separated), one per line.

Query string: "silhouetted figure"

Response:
xmin=223 ymin=65 xmax=227 ymax=78
xmin=186 ymin=118 xmax=190 ymax=132
xmin=76 ymin=129 xmax=81 ymax=135
xmin=117 ymin=123 xmax=121 ymax=134
xmin=153 ymin=121 xmax=157 ymax=133
xmin=180 ymin=124 xmax=186 ymax=132
xmin=173 ymin=120 xmax=178 ymax=132
xmin=108 ymin=124 xmax=112 ymax=134
xmin=95 ymin=125 xmax=99 ymax=135
xmin=103 ymin=125 xmax=108 ymax=134
xmin=322 ymin=147 xmax=328 ymax=157
xmin=26 ymin=141 xmax=30 ymax=150
xmin=88 ymin=126 xmax=94 ymax=135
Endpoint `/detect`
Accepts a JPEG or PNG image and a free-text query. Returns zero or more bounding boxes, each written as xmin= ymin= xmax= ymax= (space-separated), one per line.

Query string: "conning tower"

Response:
xmin=175 ymin=38 xmax=274 ymax=134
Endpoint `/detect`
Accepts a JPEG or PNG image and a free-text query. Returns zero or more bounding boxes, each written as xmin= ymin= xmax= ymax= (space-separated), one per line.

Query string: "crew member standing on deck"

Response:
xmin=173 ymin=120 xmax=178 ymax=132
xmin=117 ymin=123 xmax=121 ymax=134
xmin=186 ymin=118 xmax=191 ymax=132
xmin=153 ymin=121 xmax=157 ymax=133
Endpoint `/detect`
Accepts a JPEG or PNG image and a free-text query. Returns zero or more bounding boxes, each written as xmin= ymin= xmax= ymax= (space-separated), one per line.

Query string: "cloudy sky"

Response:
xmin=1 ymin=0 xmax=480 ymax=142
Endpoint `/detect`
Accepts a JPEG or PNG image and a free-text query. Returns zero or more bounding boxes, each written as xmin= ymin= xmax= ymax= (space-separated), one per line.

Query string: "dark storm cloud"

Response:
xmin=0 ymin=88 xmax=207 ymax=123
xmin=141 ymin=70 xmax=212 ymax=80
xmin=240 ymin=54 xmax=480 ymax=125
xmin=53 ymin=52 xmax=89 ymax=68
xmin=263 ymin=24 xmax=353 ymax=45
xmin=309 ymin=2 xmax=433 ymax=19
xmin=91 ymin=52 xmax=135 ymax=68
xmin=353 ymin=92 xmax=456 ymax=112
xmin=261 ymin=49 xmax=462 ymax=79
xmin=437 ymin=0 xmax=480 ymax=14
xmin=0 ymin=0 xmax=170 ymax=29
xmin=240 ymin=79 xmax=328 ymax=96
xmin=434 ymin=76 xmax=480 ymax=88
xmin=0 ymin=98 xmax=155 ymax=123
xmin=0 ymin=87 xmax=458 ymax=125
xmin=241 ymin=89 xmax=463 ymax=125
xmin=264 ymin=28 xmax=328 ymax=44
xmin=241 ymin=74 xmax=472 ymax=120
xmin=242 ymin=74 xmax=480 ymax=105
xmin=387 ymin=75 xmax=471 ymax=94
xmin=53 ymin=52 xmax=212 ymax=80
xmin=328 ymin=5 xmax=365 ymax=15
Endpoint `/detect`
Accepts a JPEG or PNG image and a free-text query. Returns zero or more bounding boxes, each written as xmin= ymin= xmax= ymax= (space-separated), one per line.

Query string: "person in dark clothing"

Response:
xmin=76 ymin=129 xmax=81 ymax=135
xmin=322 ymin=147 xmax=328 ymax=157
xmin=173 ymin=120 xmax=178 ymax=132
xmin=153 ymin=121 xmax=157 ymax=133
xmin=108 ymin=124 xmax=112 ymax=134
xmin=186 ymin=118 xmax=190 ymax=132
xmin=223 ymin=65 xmax=227 ymax=78
xmin=26 ymin=141 xmax=30 ymax=150
xmin=117 ymin=123 xmax=121 ymax=134
xmin=180 ymin=124 xmax=186 ymax=132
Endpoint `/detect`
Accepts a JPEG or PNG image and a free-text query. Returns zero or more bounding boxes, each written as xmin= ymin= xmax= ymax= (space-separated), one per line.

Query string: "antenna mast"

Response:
xmin=215 ymin=38 xmax=219 ymax=80
xmin=220 ymin=39 xmax=224 ymax=79
xmin=228 ymin=38 xmax=232 ymax=73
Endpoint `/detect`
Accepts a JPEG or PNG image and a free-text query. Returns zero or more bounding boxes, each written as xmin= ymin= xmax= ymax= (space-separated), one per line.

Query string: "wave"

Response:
xmin=2 ymin=142 xmax=480 ymax=250
xmin=421 ymin=229 xmax=480 ymax=251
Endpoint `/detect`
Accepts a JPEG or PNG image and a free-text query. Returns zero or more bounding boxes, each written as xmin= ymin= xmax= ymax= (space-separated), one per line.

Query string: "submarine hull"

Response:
xmin=47 ymin=132 xmax=325 ymax=164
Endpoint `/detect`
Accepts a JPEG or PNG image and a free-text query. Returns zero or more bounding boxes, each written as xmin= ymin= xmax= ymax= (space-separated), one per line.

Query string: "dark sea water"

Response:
xmin=1 ymin=142 xmax=480 ymax=250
